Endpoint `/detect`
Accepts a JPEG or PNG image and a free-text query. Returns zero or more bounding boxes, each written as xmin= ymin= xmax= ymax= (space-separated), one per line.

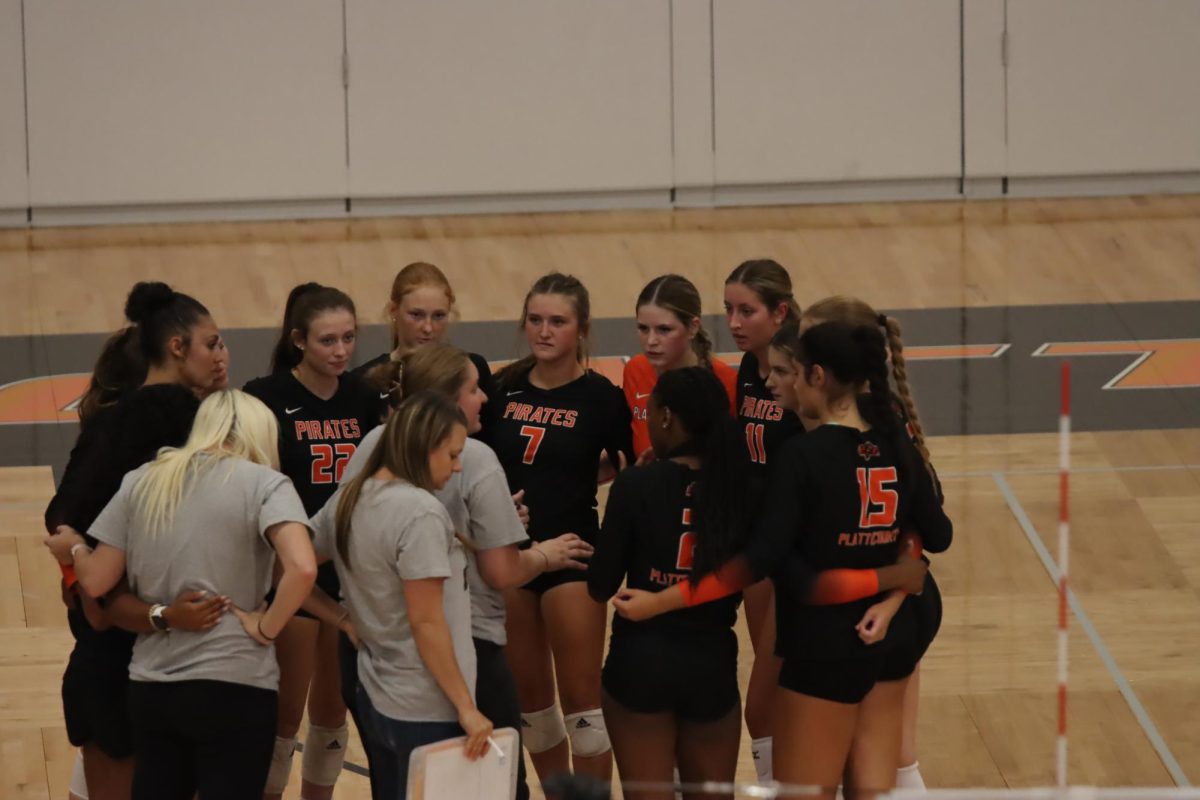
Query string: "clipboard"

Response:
xmin=406 ymin=726 xmax=519 ymax=800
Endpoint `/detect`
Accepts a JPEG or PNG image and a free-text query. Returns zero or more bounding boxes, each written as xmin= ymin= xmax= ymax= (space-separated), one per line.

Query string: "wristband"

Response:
xmin=257 ymin=618 xmax=277 ymax=642
xmin=69 ymin=542 xmax=91 ymax=563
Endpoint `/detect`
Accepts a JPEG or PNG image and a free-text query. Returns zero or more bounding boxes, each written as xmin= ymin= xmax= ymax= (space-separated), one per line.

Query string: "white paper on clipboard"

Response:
xmin=406 ymin=726 xmax=518 ymax=800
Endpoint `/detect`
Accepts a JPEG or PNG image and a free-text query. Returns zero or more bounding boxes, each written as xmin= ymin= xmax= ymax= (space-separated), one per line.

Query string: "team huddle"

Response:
xmin=43 ymin=259 xmax=952 ymax=800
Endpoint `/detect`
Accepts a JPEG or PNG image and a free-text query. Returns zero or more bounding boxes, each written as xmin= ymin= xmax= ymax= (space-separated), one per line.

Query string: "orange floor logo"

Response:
xmin=0 ymin=374 xmax=90 ymax=424
xmin=1034 ymin=339 xmax=1200 ymax=389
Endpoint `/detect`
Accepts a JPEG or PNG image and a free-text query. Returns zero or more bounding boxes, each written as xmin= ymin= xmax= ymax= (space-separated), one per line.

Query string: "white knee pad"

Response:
xmin=302 ymin=723 xmax=349 ymax=787
xmin=751 ymin=736 xmax=773 ymax=784
xmin=520 ymin=704 xmax=566 ymax=754
xmin=265 ymin=736 xmax=297 ymax=795
xmin=564 ymin=709 xmax=610 ymax=758
xmin=69 ymin=751 xmax=88 ymax=800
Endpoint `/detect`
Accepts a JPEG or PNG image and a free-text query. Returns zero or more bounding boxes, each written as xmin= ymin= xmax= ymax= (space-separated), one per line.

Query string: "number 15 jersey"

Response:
xmin=490 ymin=370 xmax=634 ymax=544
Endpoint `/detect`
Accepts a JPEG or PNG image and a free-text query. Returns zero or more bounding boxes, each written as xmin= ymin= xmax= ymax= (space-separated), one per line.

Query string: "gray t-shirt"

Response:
xmin=89 ymin=456 xmax=309 ymax=691
xmin=344 ymin=429 xmax=528 ymax=644
xmin=312 ymin=478 xmax=475 ymax=722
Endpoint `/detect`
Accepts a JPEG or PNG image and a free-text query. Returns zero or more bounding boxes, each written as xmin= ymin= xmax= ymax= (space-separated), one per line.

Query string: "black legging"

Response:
xmin=127 ymin=679 xmax=276 ymax=800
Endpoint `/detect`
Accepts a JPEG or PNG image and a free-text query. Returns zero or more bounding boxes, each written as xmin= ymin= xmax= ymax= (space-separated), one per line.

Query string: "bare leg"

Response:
xmin=504 ymin=587 xmax=570 ymax=781
xmin=601 ymin=690 xmax=677 ymax=800
xmin=675 ymin=702 xmax=741 ymax=800
xmin=542 ymin=582 xmax=611 ymax=782
xmin=844 ymin=678 xmax=907 ymax=800
xmin=773 ymin=687 xmax=858 ymax=800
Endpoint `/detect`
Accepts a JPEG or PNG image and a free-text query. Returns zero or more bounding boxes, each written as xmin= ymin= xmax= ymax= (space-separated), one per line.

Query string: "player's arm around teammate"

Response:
xmin=763 ymin=322 xmax=950 ymax=800
xmin=491 ymin=273 xmax=634 ymax=787
xmin=801 ymin=295 xmax=947 ymax=790
xmin=590 ymin=367 xmax=750 ymax=800
xmin=47 ymin=389 xmax=317 ymax=800
xmin=44 ymin=281 xmax=223 ymax=800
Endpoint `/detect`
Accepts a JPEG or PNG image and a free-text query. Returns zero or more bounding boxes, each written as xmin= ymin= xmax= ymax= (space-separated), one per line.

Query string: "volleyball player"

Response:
xmin=354 ymin=261 xmax=496 ymax=441
xmin=244 ymin=284 xmax=379 ymax=800
xmin=46 ymin=390 xmax=317 ymax=800
xmin=590 ymin=367 xmax=749 ymax=800
xmin=310 ymin=391 xmax=494 ymax=797
xmin=491 ymin=273 xmax=634 ymax=784
xmin=622 ymin=275 xmax=737 ymax=464
xmin=801 ymin=296 xmax=945 ymax=791
xmin=45 ymin=282 xmax=227 ymax=800
xmin=344 ymin=343 xmax=593 ymax=800
xmin=721 ymin=258 xmax=803 ymax=780
xmin=751 ymin=321 xmax=951 ymax=797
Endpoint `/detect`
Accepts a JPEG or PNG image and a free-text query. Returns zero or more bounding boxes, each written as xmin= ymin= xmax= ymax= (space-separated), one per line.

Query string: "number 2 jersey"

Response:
xmin=589 ymin=459 xmax=740 ymax=638
xmin=243 ymin=371 xmax=380 ymax=516
xmin=490 ymin=369 xmax=634 ymax=544
xmin=748 ymin=424 xmax=952 ymax=661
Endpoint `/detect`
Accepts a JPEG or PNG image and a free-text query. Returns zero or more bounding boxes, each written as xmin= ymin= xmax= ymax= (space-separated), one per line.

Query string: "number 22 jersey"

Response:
xmin=243 ymin=371 xmax=380 ymax=516
xmin=490 ymin=370 xmax=634 ymax=544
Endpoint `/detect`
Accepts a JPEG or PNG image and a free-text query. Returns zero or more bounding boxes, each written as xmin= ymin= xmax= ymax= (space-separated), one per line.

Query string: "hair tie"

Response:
xmin=877 ymin=313 xmax=888 ymax=327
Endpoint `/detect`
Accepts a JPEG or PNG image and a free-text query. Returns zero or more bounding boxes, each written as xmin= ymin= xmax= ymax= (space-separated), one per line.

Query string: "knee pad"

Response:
xmin=69 ymin=751 xmax=88 ymax=800
xmin=564 ymin=709 xmax=610 ymax=758
xmin=302 ymin=723 xmax=348 ymax=787
xmin=520 ymin=704 xmax=566 ymax=754
xmin=265 ymin=736 xmax=297 ymax=795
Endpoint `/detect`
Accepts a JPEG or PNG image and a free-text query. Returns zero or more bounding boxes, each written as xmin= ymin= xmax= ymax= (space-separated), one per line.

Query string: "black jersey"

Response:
xmin=746 ymin=424 xmax=952 ymax=661
xmin=46 ymin=384 xmax=200 ymax=664
xmin=590 ymin=460 xmax=739 ymax=637
xmin=490 ymin=370 xmax=633 ymax=544
xmin=354 ymin=350 xmax=496 ymax=444
xmin=244 ymin=371 xmax=379 ymax=516
xmin=736 ymin=353 xmax=803 ymax=474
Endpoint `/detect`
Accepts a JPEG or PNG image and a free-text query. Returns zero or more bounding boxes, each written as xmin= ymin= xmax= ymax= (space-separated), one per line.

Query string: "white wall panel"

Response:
xmin=712 ymin=0 xmax=961 ymax=185
xmin=671 ymin=0 xmax=715 ymax=191
xmin=25 ymin=1 xmax=346 ymax=207
xmin=1007 ymin=0 xmax=1200 ymax=176
xmin=346 ymin=0 xmax=673 ymax=198
xmin=963 ymin=0 xmax=1007 ymax=178
xmin=0 ymin=0 xmax=27 ymax=211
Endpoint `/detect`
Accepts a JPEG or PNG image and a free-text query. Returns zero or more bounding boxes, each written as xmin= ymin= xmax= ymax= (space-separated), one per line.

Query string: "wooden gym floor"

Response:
xmin=1 ymin=195 xmax=1198 ymax=797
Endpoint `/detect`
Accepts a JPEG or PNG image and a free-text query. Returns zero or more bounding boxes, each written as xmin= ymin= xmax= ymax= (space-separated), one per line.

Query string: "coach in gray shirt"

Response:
xmin=46 ymin=390 xmax=317 ymax=800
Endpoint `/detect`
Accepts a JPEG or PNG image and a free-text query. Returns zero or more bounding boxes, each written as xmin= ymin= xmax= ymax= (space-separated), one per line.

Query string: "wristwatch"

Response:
xmin=149 ymin=604 xmax=170 ymax=632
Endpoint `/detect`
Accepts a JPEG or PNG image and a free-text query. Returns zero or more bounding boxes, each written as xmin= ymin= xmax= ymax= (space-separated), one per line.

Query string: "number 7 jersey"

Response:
xmin=244 ymin=371 xmax=381 ymax=516
xmin=490 ymin=369 xmax=634 ymax=544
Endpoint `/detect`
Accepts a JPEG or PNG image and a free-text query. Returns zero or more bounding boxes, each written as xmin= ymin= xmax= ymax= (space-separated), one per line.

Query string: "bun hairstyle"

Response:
xmin=365 ymin=343 xmax=472 ymax=411
xmin=635 ymin=274 xmax=714 ymax=366
xmin=123 ymin=281 xmax=210 ymax=367
xmin=269 ymin=283 xmax=357 ymax=374
xmin=725 ymin=259 xmax=800 ymax=324
xmin=651 ymin=367 xmax=751 ymax=583
xmin=802 ymin=295 xmax=931 ymax=470
xmin=795 ymin=321 xmax=893 ymax=433
xmin=496 ymin=272 xmax=591 ymax=390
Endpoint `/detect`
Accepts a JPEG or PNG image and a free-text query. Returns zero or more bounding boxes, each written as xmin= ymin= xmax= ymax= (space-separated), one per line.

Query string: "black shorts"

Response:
xmin=778 ymin=645 xmax=917 ymax=705
xmin=602 ymin=627 xmax=739 ymax=723
xmin=913 ymin=572 xmax=942 ymax=661
xmin=519 ymin=565 xmax=588 ymax=595
xmin=62 ymin=648 xmax=135 ymax=758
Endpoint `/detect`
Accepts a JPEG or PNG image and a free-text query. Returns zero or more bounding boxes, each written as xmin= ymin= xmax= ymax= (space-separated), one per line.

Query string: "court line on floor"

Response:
xmin=944 ymin=463 xmax=1200 ymax=479
xmin=992 ymin=472 xmax=1190 ymax=786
